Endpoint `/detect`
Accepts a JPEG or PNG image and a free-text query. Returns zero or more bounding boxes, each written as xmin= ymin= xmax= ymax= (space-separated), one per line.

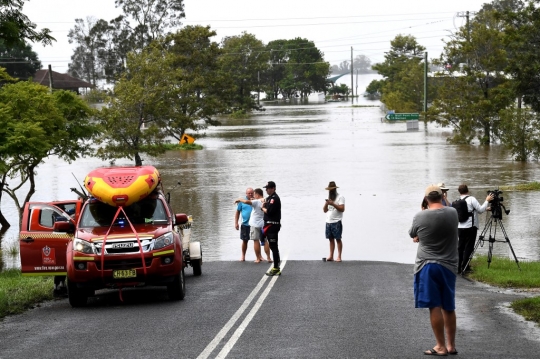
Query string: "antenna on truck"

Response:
xmin=70 ymin=172 xmax=89 ymax=200
xmin=166 ymin=181 xmax=181 ymax=204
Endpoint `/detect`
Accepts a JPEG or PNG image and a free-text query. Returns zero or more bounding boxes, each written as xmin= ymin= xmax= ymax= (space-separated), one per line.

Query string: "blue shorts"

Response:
xmin=325 ymin=221 xmax=343 ymax=240
xmin=240 ymin=225 xmax=250 ymax=241
xmin=414 ymin=263 xmax=456 ymax=311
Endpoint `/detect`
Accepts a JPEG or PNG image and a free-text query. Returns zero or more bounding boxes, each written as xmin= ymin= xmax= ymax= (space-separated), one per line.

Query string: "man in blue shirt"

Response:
xmin=235 ymin=187 xmax=254 ymax=261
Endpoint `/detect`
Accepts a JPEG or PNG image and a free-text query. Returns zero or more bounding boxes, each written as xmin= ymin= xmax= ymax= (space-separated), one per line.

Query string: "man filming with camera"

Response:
xmin=456 ymin=184 xmax=494 ymax=274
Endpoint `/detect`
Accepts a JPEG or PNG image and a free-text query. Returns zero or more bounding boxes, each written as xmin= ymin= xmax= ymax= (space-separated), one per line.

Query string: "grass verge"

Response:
xmin=468 ymin=255 xmax=540 ymax=325
xmin=469 ymin=255 xmax=540 ymax=288
xmin=500 ymin=182 xmax=540 ymax=191
xmin=162 ymin=143 xmax=203 ymax=150
xmin=0 ymin=270 xmax=53 ymax=320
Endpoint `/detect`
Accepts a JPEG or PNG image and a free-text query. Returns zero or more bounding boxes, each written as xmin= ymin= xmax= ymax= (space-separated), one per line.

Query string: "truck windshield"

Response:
xmin=79 ymin=197 xmax=168 ymax=228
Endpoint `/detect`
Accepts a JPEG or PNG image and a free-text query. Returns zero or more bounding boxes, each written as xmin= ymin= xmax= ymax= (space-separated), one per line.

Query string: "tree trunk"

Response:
xmin=0 ymin=180 xmax=11 ymax=229
xmin=135 ymin=153 xmax=143 ymax=166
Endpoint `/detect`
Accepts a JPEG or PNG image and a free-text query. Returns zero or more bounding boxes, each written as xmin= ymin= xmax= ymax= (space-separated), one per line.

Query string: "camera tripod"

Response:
xmin=463 ymin=213 xmax=521 ymax=273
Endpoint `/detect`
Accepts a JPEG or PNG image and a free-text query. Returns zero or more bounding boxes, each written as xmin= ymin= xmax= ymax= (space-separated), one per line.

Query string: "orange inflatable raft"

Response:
xmin=84 ymin=166 xmax=160 ymax=207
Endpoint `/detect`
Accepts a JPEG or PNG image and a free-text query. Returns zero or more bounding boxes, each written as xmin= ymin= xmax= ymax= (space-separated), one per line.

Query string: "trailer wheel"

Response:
xmin=167 ymin=269 xmax=186 ymax=300
xmin=67 ymin=279 xmax=88 ymax=307
xmin=192 ymin=249 xmax=202 ymax=276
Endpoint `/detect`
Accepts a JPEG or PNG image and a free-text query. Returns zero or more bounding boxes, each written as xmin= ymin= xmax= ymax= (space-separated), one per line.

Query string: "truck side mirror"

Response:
xmin=54 ymin=221 xmax=75 ymax=234
xmin=175 ymin=213 xmax=188 ymax=225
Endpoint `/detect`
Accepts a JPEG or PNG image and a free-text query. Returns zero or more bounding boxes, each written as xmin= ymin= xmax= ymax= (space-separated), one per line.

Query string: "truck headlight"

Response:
xmin=73 ymin=238 xmax=96 ymax=254
xmin=153 ymin=232 xmax=174 ymax=250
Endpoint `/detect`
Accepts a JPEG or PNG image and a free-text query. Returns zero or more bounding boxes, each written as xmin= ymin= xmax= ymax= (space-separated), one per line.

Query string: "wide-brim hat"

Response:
xmin=437 ymin=182 xmax=449 ymax=191
xmin=325 ymin=181 xmax=339 ymax=190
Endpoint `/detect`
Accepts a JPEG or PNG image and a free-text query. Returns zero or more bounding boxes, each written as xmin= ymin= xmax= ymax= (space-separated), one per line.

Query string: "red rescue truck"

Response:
xmin=19 ymin=167 xmax=202 ymax=307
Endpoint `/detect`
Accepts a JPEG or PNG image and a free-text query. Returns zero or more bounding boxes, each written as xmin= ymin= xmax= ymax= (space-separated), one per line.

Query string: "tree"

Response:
xmin=500 ymin=1 xmax=540 ymax=112
xmin=220 ymin=32 xmax=268 ymax=112
xmin=162 ymin=26 xmax=230 ymax=140
xmin=95 ymin=44 xmax=173 ymax=166
xmin=371 ymin=35 xmax=426 ymax=113
xmin=353 ymin=54 xmax=372 ymax=73
xmin=0 ymin=40 xmax=41 ymax=80
xmin=0 ymin=0 xmax=54 ymax=47
xmin=499 ymin=107 xmax=540 ymax=161
xmin=68 ymin=17 xmax=106 ymax=86
xmin=263 ymin=38 xmax=329 ymax=99
xmin=68 ymin=0 xmax=185 ymax=85
xmin=0 ymin=81 xmax=98 ymax=228
xmin=429 ymin=7 xmax=514 ymax=144
xmin=115 ymin=0 xmax=185 ymax=47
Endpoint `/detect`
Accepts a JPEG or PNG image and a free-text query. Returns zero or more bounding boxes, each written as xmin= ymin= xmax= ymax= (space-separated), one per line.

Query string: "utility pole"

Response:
xmin=47 ymin=64 xmax=54 ymax=93
xmin=423 ymin=52 xmax=428 ymax=116
xmin=457 ymin=11 xmax=477 ymax=67
xmin=350 ymin=47 xmax=354 ymax=100
xmin=355 ymin=69 xmax=359 ymax=97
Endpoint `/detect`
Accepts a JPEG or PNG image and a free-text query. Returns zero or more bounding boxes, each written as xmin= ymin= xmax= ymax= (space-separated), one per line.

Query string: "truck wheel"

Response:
xmin=67 ymin=279 xmax=88 ymax=307
xmin=167 ymin=269 xmax=185 ymax=301
xmin=192 ymin=257 xmax=202 ymax=276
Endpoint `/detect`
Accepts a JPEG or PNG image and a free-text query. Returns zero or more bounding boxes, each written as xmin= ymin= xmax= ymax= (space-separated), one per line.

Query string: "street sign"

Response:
xmin=385 ymin=113 xmax=420 ymax=121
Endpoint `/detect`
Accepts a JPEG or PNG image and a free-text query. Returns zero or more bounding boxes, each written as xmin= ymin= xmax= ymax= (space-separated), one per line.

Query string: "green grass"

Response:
xmin=511 ymin=297 xmax=540 ymax=323
xmin=468 ymin=255 xmax=540 ymax=325
xmin=0 ymin=270 xmax=54 ymax=319
xmin=162 ymin=143 xmax=203 ymax=150
xmin=468 ymin=255 xmax=540 ymax=288
xmin=500 ymin=182 xmax=540 ymax=191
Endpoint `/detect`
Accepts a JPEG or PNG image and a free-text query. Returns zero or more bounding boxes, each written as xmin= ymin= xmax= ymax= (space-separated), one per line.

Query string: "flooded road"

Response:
xmin=2 ymin=89 xmax=540 ymax=268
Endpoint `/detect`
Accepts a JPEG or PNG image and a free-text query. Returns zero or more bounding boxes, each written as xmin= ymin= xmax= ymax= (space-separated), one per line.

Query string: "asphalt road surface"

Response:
xmin=1 ymin=260 xmax=539 ymax=359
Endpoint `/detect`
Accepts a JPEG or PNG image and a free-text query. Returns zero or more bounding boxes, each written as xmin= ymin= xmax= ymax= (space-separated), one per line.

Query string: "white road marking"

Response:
xmin=195 ymin=266 xmax=271 ymax=359
xmin=196 ymin=255 xmax=288 ymax=359
xmin=215 ymin=257 xmax=288 ymax=359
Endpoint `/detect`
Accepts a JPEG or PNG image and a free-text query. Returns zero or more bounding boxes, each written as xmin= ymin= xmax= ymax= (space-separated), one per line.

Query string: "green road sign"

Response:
xmin=385 ymin=113 xmax=420 ymax=121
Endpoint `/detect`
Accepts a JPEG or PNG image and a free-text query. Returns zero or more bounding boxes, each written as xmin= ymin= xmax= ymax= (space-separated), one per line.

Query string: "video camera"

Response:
xmin=487 ymin=189 xmax=510 ymax=220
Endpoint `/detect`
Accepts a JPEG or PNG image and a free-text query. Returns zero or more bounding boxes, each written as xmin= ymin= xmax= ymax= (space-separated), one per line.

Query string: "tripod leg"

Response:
xmin=498 ymin=220 xmax=521 ymax=271
xmin=487 ymin=237 xmax=494 ymax=269
xmin=463 ymin=219 xmax=491 ymax=274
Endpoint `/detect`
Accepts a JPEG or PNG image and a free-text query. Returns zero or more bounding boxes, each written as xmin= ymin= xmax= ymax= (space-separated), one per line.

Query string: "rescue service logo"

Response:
xmin=42 ymin=245 xmax=56 ymax=265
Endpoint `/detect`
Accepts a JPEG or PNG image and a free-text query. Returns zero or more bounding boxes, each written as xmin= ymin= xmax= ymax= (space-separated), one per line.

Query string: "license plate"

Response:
xmin=113 ymin=269 xmax=136 ymax=279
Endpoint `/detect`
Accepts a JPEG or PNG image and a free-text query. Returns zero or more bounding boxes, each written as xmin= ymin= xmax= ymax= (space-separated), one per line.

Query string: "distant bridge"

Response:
xmin=327 ymin=73 xmax=349 ymax=84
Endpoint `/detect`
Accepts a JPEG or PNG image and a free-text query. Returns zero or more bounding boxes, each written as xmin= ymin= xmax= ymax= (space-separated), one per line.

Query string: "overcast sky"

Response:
xmin=22 ymin=0 xmax=491 ymax=73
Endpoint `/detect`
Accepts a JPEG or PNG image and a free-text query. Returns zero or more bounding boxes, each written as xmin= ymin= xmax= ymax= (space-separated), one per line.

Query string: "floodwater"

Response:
xmin=2 ymin=75 xmax=540 ymax=269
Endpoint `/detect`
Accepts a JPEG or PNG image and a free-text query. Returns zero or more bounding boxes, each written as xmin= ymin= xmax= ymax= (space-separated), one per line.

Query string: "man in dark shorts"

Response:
xmin=262 ymin=181 xmax=281 ymax=276
xmin=235 ymin=187 xmax=254 ymax=261
xmin=409 ymin=184 xmax=459 ymax=356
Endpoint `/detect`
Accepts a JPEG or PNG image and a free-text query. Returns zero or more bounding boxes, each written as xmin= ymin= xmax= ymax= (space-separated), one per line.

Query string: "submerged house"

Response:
xmin=32 ymin=69 xmax=94 ymax=94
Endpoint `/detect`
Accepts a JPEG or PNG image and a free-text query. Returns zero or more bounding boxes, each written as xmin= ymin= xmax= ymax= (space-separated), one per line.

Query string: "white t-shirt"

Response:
xmin=248 ymin=199 xmax=264 ymax=228
xmin=326 ymin=194 xmax=345 ymax=223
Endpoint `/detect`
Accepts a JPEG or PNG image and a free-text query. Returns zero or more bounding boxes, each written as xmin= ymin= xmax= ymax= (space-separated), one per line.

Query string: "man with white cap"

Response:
xmin=324 ymin=181 xmax=345 ymax=262
xmin=409 ymin=184 xmax=459 ymax=356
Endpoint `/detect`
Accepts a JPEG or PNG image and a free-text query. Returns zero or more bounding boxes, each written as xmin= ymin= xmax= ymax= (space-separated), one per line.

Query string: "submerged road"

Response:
xmin=0 ymin=261 xmax=539 ymax=358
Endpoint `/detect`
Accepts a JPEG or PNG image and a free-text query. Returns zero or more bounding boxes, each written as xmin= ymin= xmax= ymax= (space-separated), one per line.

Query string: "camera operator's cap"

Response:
xmin=437 ymin=182 xmax=449 ymax=191
xmin=325 ymin=181 xmax=339 ymax=190
xmin=263 ymin=181 xmax=276 ymax=189
xmin=425 ymin=184 xmax=442 ymax=196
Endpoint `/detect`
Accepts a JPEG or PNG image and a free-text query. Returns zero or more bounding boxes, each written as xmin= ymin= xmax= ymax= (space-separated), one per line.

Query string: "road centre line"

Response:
xmin=215 ymin=257 xmax=288 ymax=359
xmin=196 ymin=264 xmax=272 ymax=359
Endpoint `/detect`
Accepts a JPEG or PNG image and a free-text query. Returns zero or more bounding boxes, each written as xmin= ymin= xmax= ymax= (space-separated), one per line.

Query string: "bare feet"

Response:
xmin=254 ymin=259 xmax=261 ymax=263
xmin=239 ymin=258 xmax=245 ymax=262
xmin=336 ymin=258 xmax=342 ymax=262
xmin=326 ymin=257 xmax=334 ymax=261
xmin=267 ymin=258 xmax=272 ymax=262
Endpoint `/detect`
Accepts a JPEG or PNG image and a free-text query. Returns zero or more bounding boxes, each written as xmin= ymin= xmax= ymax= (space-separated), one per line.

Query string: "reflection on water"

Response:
xmin=2 ymin=90 xmax=540 ymax=268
